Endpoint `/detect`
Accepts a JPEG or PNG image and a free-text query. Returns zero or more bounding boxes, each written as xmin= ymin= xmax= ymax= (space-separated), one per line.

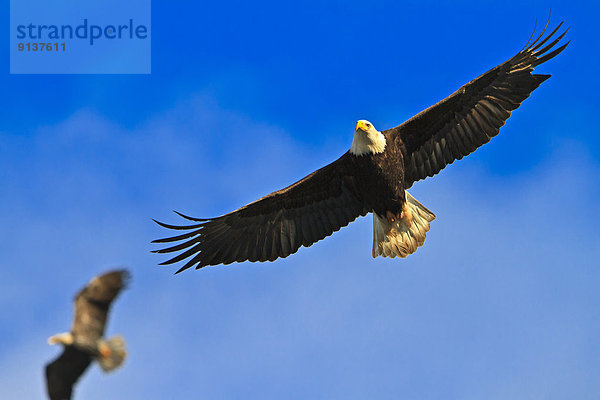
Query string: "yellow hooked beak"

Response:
xmin=356 ymin=120 xmax=370 ymax=132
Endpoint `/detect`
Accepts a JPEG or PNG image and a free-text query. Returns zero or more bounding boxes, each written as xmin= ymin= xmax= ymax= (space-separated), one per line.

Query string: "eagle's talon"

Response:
xmin=386 ymin=211 xmax=396 ymax=223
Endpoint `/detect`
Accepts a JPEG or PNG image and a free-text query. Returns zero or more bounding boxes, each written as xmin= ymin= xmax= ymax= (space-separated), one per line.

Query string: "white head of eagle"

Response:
xmin=350 ymin=120 xmax=387 ymax=156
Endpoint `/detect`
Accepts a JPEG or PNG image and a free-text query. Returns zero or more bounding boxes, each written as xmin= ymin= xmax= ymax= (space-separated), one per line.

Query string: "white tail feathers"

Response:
xmin=372 ymin=191 xmax=436 ymax=258
xmin=97 ymin=335 xmax=127 ymax=372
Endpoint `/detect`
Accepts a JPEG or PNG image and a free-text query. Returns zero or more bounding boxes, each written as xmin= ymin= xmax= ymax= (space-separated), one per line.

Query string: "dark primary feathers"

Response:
xmin=154 ymin=22 xmax=568 ymax=272
xmin=154 ymin=154 xmax=370 ymax=272
xmin=386 ymin=21 xmax=569 ymax=189
xmin=45 ymin=270 xmax=130 ymax=400
xmin=45 ymin=347 xmax=92 ymax=400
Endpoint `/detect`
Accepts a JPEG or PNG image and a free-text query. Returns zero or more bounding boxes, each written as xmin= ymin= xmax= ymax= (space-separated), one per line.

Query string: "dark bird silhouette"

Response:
xmin=45 ymin=269 xmax=130 ymax=400
xmin=154 ymin=20 xmax=569 ymax=272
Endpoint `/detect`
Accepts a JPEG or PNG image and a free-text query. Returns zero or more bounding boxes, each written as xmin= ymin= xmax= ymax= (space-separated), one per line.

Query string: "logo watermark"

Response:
xmin=10 ymin=0 xmax=151 ymax=74
xmin=16 ymin=19 xmax=149 ymax=46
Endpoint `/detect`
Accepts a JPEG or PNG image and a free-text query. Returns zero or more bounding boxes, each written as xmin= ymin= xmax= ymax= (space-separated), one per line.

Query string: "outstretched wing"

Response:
xmin=384 ymin=21 xmax=569 ymax=189
xmin=45 ymin=347 xmax=91 ymax=400
xmin=153 ymin=153 xmax=370 ymax=272
xmin=72 ymin=270 xmax=130 ymax=341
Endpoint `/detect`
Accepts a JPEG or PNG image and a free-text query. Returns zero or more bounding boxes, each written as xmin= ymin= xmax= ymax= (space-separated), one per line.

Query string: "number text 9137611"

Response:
xmin=18 ymin=42 xmax=66 ymax=51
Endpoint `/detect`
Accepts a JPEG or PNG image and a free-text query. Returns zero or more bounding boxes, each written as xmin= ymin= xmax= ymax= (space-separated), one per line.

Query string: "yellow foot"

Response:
xmin=99 ymin=343 xmax=112 ymax=358
xmin=386 ymin=211 xmax=398 ymax=223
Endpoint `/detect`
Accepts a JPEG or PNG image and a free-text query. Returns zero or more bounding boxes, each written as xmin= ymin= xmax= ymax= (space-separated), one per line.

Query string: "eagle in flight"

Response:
xmin=153 ymin=21 xmax=569 ymax=273
xmin=45 ymin=269 xmax=130 ymax=400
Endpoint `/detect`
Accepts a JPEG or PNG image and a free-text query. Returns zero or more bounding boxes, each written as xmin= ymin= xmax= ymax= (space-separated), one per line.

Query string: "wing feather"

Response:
xmin=71 ymin=270 xmax=130 ymax=341
xmin=384 ymin=22 xmax=569 ymax=188
xmin=153 ymin=153 xmax=370 ymax=271
xmin=45 ymin=347 xmax=92 ymax=400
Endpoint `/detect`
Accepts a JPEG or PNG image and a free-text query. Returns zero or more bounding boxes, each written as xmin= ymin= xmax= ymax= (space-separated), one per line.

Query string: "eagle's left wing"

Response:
xmin=72 ymin=270 xmax=130 ymax=341
xmin=384 ymin=22 xmax=569 ymax=189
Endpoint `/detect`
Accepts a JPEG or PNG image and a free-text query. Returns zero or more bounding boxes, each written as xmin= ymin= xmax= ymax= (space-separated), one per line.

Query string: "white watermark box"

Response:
xmin=10 ymin=0 xmax=151 ymax=74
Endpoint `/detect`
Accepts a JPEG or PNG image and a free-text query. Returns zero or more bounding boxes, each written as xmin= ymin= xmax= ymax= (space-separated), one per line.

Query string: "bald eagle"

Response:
xmin=153 ymin=22 xmax=569 ymax=273
xmin=45 ymin=269 xmax=130 ymax=400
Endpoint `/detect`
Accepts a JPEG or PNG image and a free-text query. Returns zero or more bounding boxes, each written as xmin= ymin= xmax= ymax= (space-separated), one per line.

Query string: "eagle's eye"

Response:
xmin=366 ymin=123 xmax=371 ymax=128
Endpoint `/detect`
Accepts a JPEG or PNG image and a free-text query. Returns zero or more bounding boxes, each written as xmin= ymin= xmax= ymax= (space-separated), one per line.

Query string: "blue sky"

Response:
xmin=1 ymin=1 xmax=599 ymax=399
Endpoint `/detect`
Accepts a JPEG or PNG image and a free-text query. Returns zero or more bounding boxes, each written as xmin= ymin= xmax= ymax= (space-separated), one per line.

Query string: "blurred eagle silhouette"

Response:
xmin=45 ymin=269 xmax=130 ymax=400
xmin=154 ymin=21 xmax=569 ymax=273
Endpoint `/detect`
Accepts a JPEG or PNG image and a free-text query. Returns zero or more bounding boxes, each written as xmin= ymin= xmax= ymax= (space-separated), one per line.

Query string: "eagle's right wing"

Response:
xmin=153 ymin=153 xmax=370 ymax=272
xmin=45 ymin=347 xmax=91 ymax=400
